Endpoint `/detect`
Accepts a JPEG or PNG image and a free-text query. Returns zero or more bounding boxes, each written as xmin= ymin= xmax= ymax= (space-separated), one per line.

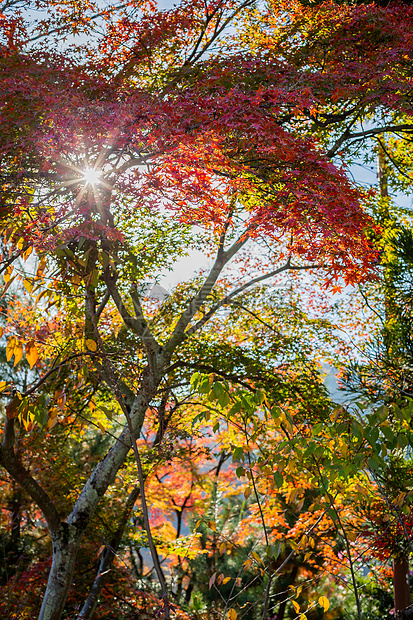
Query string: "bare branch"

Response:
xmin=184 ymin=261 xmax=324 ymax=338
xmin=328 ymin=124 xmax=413 ymax=157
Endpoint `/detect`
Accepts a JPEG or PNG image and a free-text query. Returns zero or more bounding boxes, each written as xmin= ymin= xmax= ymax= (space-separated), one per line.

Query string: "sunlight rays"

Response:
xmin=82 ymin=167 xmax=101 ymax=186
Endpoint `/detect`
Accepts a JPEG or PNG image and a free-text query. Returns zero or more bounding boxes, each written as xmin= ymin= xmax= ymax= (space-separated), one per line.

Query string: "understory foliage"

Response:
xmin=1 ymin=0 xmax=413 ymax=619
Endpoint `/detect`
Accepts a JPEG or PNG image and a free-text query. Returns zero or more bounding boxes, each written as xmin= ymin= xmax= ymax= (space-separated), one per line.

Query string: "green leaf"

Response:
xmin=368 ymin=455 xmax=380 ymax=470
xmin=232 ymin=446 xmax=245 ymax=463
xmin=218 ymin=391 xmax=230 ymax=407
xmin=270 ymin=406 xmax=281 ymax=419
xmin=273 ymin=471 xmax=283 ymax=488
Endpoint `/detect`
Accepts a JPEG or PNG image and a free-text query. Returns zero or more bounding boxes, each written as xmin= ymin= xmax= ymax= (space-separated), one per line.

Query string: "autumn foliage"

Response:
xmin=1 ymin=1 xmax=413 ymax=619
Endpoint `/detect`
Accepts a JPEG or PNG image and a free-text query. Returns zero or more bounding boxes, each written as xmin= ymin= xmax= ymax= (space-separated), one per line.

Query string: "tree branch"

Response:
xmin=327 ymin=124 xmax=413 ymax=157
xmin=161 ymin=222 xmax=253 ymax=359
xmin=78 ymin=485 xmax=140 ymax=619
xmin=184 ymin=261 xmax=324 ymax=338
xmin=104 ymin=271 xmax=161 ymax=363
xmin=0 ymin=416 xmax=61 ymax=532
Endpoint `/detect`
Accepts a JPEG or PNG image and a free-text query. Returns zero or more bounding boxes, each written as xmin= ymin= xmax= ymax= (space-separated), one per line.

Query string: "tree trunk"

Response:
xmin=38 ymin=524 xmax=82 ymax=620
xmin=394 ymin=555 xmax=411 ymax=613
xmin=37 ymin=390 xmax=152 ymax=619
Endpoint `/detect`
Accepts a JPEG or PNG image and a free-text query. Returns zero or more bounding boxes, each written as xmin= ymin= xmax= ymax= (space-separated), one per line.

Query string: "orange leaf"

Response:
xmin=292 ymin=601 xmax=300 ymax=613
xmin=25 ymin=341 xmax=38 ymax=369
xmin=6 ymin=395 xmax=20 ymax=419
xmin=13 ymin=341 xmax=23 ymax=366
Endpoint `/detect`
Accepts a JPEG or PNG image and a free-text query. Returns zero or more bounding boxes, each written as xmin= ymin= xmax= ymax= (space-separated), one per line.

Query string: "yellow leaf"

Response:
xmin=97 ymin=544 xmax=105 ymax=557
xmin=49 ymin=407 xmax=58 ymax=420
xmin=3 ymin=265 xmax=13 ymax=284
xmin=0 ymin=327 xmax=3 ymax=338
xmin=22 ymin=246 xmax=33 ymax=261
xmin=25 ymin=341 xmax=38 ymax=369
xmin=292 ymin=600 xmax=300 ymax=613
xmin=23 ymin=278 xmax=33 ymax=293
xmin=219 ymin=542 xmax=226 ymax=555
xmin=0 ymin=381 xmax=7 ymax=392
xmin=13 ymin=341 xmax=23 ymax=366
xmin=208 ymin=520 xmax=217 ymax=532
xmin=6 ymin=337 xmax=16 ymax=362
xmin=228 ymin=609 xmax=237 ymax=620
xmin=35 ymin=289 xmax=48 ymax=305
xmin=300 ymin=615 xmax=307 ymax=620
xmin=318 ymin=596 xmax=330 ymax=612
xmin=251 ymin=551 xmax=262 ymax=563
xmin=86 ymin=339 xmax=98 ymax=352
xmin=46 ymin=415 xmax=58 ymax=430
xmin=244 ymin=486 xmax=251 ymax=499
xmin=98 ymin=423 xmax=105 ymax=434
xmin=223 ymin=576 xmax=231 ymax=584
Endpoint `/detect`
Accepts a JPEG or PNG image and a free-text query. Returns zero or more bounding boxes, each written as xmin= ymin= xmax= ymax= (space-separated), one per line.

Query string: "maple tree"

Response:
xmin=2 ymin=0 xmax=413 ymax=618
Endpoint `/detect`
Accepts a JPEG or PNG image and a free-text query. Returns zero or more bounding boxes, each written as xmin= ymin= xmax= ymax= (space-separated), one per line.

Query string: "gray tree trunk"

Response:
xmin=37 ymin=391 xmax=151 ymax=620
xmin=38 ymin=525 xmax=82 ymax=620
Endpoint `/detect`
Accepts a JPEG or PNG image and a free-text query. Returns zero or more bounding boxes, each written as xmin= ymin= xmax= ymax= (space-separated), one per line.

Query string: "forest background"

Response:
xmin=1 ymin=0 xmax=413 ymax=619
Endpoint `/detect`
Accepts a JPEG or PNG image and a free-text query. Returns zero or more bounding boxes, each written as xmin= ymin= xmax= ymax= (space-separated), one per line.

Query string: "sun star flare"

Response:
xmin=82 ymin=167 xmax=101 ymax=186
